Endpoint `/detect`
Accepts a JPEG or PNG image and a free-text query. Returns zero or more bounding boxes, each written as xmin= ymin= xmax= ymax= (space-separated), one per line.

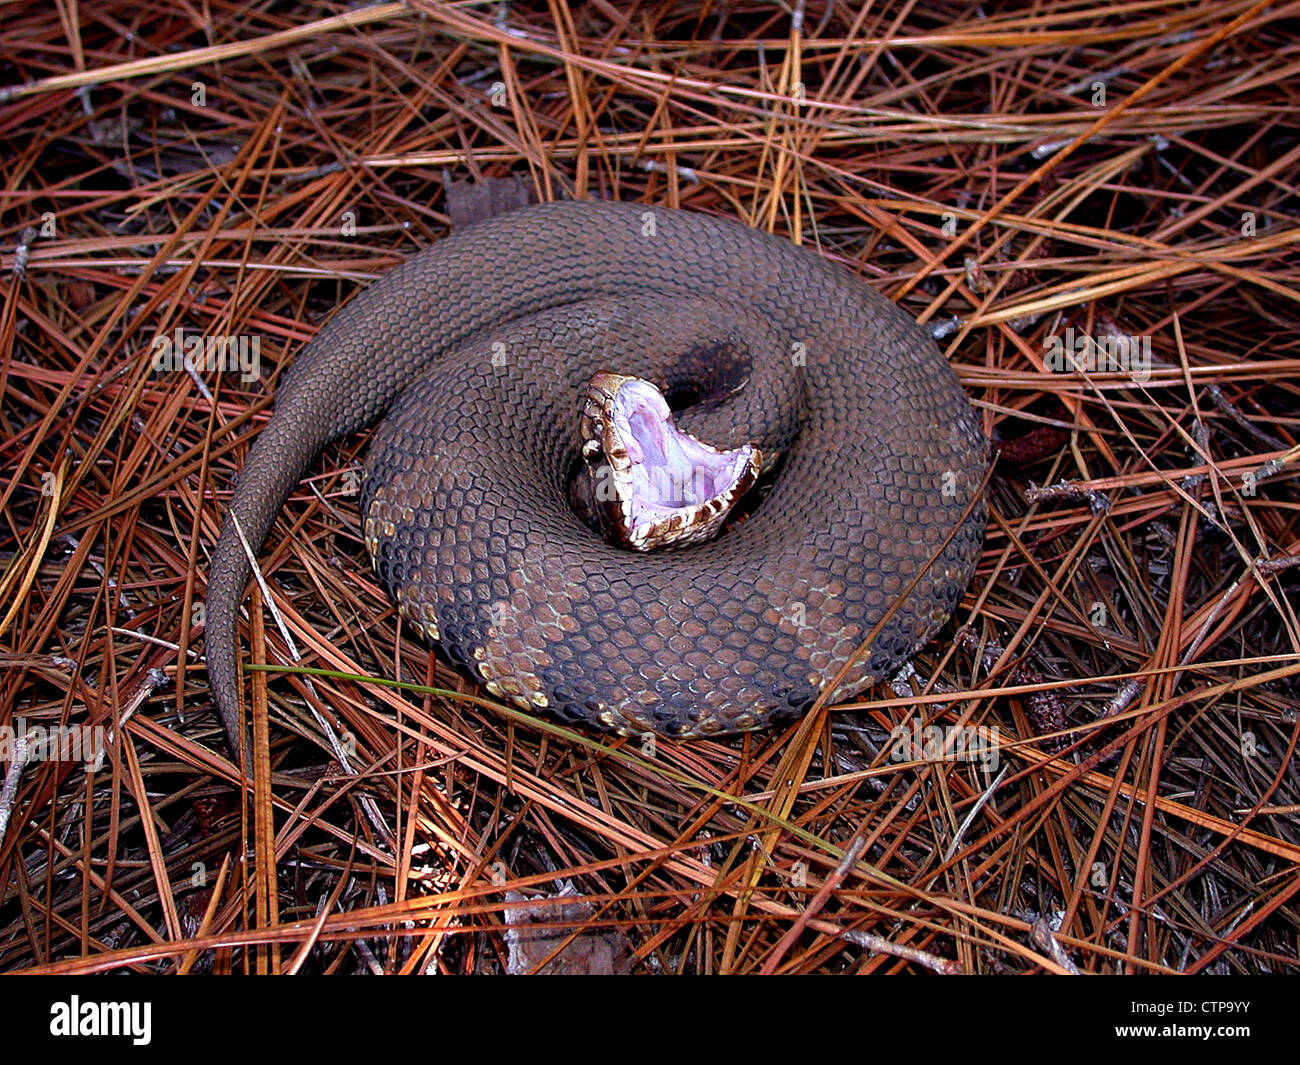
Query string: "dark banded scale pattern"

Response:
xmin=205 ymin=200 xmax=987 ymax=750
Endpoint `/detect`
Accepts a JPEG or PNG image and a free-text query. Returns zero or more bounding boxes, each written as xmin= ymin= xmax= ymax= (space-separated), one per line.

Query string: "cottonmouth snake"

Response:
xmin=206 ymin=200 xmax=987 ymax=749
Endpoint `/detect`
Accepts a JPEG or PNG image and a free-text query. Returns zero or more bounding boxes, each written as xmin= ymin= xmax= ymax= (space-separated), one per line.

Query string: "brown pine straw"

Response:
xmin=2 ymin=0 xmax=1298 ymax=974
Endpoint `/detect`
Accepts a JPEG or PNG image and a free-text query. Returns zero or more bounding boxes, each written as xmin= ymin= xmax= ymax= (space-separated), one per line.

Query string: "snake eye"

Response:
xmin=580 ymin=371 xmax=760 ymax=551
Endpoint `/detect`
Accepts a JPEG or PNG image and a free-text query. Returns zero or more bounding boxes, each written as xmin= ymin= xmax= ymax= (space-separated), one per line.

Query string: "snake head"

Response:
xmin=580 ymin=371 xmax=761 ymax=551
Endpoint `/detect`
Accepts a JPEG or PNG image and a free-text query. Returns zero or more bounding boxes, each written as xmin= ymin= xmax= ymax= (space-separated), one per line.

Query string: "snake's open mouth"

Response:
xmin=580 ymin=371 xmax=761 ymax=551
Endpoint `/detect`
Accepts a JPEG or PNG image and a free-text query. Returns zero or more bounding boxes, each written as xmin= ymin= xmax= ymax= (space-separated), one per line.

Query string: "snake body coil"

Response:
xmin=206 ymin=200 xmax=986 ymax=746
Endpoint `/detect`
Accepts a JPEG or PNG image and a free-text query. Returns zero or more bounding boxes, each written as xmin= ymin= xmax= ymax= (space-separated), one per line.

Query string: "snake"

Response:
xmin=205 ymin=199 xmax=987 ymax=752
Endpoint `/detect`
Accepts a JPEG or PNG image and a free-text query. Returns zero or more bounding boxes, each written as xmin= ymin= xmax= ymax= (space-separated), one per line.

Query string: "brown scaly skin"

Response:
xmin=206 ymin=200 xmax=987 ymax=755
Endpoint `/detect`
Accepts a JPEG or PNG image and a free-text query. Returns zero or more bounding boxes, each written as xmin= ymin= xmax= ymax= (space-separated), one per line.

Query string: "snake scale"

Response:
xmin=206 ymin=199 xmax=987 ymax=751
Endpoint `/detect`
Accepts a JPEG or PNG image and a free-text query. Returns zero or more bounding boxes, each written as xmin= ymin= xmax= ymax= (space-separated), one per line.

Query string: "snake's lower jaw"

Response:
xmin=581 ymin=371 xmax=761 ymax=551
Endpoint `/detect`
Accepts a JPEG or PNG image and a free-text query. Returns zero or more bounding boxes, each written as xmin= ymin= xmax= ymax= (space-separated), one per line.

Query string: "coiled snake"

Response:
xmin=206 ymin=200 xmax=986 ymax=750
